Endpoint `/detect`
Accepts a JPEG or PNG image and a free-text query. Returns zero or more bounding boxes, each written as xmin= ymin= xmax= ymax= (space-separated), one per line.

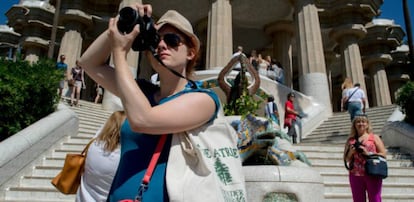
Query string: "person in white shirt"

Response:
xmin=231 ymin=46 xmax=245 ymax=71
xmin=343 ymin=83 xmax=367 ymax=121
xmin=76 ymin=111 xmax=125 ymax=202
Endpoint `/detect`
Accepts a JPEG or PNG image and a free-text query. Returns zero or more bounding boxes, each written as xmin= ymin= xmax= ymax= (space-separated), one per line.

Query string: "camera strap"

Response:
xmin=151 ymin=51 xmax=197 ymax=89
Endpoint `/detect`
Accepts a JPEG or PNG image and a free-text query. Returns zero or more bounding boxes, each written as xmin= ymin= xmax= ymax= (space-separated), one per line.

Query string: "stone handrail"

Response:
xmin=382 ymin=108 xmax=414 ymax=155
xmin=0 ymin=104 xmax=78 ymax=187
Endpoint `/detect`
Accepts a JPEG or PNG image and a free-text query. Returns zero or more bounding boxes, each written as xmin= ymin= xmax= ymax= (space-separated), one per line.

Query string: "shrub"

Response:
xmin=224 ymin=91 xmax=263 ymax=117
xmin=395 ymin=81 xmax=414 ymax=125
xmin=0 ymin=58 xmax=62 ymax=141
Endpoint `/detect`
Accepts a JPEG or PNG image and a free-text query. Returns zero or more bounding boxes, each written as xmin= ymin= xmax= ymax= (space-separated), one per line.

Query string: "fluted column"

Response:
xmin=58 ymin=22 xmax=83 ymax=69
xmin=265 ymin=21 xmax=294 ymax=88
xmin=365 ymin=55 xmax=392 ymax=106
xmin=360 ymin=20 xmax=405 ymax=107
xmin=330 ymin=24 xmax=369 ymax=106
xmin=291 ymin=0 xmax=332 ymax=112
xmin=206 ymin=0 xmax=232 ymax=69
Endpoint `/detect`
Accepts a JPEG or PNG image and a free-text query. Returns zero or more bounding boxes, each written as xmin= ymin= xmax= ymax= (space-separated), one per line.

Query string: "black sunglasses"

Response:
xmin=159 ymin=33 xmax=184 ymax=48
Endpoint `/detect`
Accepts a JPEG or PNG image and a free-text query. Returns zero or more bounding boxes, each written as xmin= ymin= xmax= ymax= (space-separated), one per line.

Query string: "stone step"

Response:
xmin=311 ymin=121 xmax=385 ymax=133
xmin=42 ymin=157 xmax=65 ymax=167
xmin=67 ymin=136 xmax=96 ymax=144
xmin=4 ymin=187 xmax=75 ymax=201
xmin=324 ymin=193 xmax=414 ymax=202
xmin=309 ymin=157 xmax=413 ymax=167
xmin=321 ymin=172 xmax=414 ymax=184
xmin=312 ymin=164 xmax=414 ymax=175
xmin=31 ymin=166 xmax=61 ymax=177
xmin=324 ymin=182 xmax=414 ymax=195
xmin=78 ymin=127 xmax=101 ymax=136
xmin=20 ymin=176 xmax=54 ymax=187
xmin=75 ymin=116 xmax=109 ymax=125
xmin=301 ymin=150 xmax=412 ymax=160
xmin=77 ymin=108 xmax=109 ymax=116
xmin=294 ymin=144 xmax=348 ymax=152
xmin=51 ymin=149 xmax=85 ymax=158
xmin=302 ymin=136 xmax=348 ymax=144
xmin=59 ymin=142 xmax=91 ymax=151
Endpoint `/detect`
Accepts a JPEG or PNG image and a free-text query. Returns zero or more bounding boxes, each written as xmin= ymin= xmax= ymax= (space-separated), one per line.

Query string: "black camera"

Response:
xmin=353 ymin=141 xmax=364 ymax=153
xmin=117 ymin=7 xmax=160 ymax=52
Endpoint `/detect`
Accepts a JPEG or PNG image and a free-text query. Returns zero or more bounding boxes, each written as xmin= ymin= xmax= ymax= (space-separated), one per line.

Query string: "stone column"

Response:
xmin=291 ymin=0 xmax=332 ymax=112
xmin=102 ymin=0 xmax=142 ymax=112
xmin=330 ymin=24 xmax=369 ymax=104
xmin=206 ymin=0 xmax=232 ymax=69
xmin=265 ymin=21 xmax=294 ymax=88
xmin=360 ymin=20 xmax=405 ymax=107
xmin=364 ymin=55 xmax=392 ymax=106
xmin=58 ymin=21 xmax=83 ymax=69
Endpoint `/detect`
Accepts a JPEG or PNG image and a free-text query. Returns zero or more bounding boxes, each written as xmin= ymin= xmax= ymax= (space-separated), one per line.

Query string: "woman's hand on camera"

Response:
xmin=130 ymin=3 xmax=152 ymax=18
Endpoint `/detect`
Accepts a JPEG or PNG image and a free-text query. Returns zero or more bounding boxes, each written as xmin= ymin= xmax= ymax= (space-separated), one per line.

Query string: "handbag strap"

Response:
xmin=135 ymin=134 xmax=167 ymax=201
xmin=143 ymin=135 xmax=167 ymax=183
xmin=81 ymin=138 xmax=96 ymax=156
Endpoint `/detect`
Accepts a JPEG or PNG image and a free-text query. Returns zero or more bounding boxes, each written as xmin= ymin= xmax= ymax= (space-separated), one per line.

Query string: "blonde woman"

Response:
xmin=341 ymin=77 xmax=353 ymax=111
xmin=343 ymin=114 xmax=387 ymax=202
xmin=76 ymin=111 xmax=126 ymax=202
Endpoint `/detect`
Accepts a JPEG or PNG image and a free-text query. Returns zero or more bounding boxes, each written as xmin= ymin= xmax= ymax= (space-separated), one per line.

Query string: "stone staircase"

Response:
xmin=1 ymin=102 xmax=413 ymax=202
xmin=1 ymin=100 xmax=112 ymax=202
xmin=295 ymin=104 xmax=414 ymax=201
xmin=303 ymin=104 xmax=397 ymax=144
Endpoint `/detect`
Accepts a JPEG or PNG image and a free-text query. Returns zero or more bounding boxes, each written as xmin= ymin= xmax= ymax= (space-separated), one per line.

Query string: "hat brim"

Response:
xmin=157 ymin=22 xmax=200 ymax=53
xmin=156 ymin=10 xmax=200 ymax=53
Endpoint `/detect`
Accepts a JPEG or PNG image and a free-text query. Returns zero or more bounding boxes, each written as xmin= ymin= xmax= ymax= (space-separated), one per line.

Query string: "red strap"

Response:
xmin=142 ymin=135 xmax=167 ymax=184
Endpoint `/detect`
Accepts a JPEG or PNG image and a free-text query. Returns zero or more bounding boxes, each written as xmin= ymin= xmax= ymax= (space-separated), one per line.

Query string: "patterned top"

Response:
xmin=348 ymin=134 xmax=377 ymax=176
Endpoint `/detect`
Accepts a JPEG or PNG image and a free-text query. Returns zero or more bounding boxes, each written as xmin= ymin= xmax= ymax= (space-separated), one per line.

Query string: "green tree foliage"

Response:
xmin=224 ymin=91 xmax=262 ymax=117
xmin=395 ymin=81 xmax=414 ymax=125
xmin=0 ymin=58 xmax=62 ymax=140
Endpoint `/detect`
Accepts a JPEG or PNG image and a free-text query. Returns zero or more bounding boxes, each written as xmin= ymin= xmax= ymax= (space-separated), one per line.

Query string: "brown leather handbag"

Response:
xmin=51 ymin=138 xmax=95 ymax=194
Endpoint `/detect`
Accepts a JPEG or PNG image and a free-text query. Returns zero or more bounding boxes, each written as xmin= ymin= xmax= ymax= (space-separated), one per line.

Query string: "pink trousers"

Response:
xmin=349 ymin=174 xmax=383 ymax=202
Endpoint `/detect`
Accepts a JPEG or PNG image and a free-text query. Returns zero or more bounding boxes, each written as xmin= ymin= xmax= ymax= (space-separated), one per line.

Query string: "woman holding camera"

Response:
xmin=78 ymin=3 xmax=222 ymax=202
xmin=343 ymin=114 xmax=387 ymax=202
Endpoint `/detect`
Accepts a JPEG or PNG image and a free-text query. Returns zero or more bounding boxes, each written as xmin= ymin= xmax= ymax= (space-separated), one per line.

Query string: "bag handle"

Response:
xmin=81 ymin=138 xmax=96 ymax=156
xmin=344 ymin=146 xmax=354 ymax=170
xmin=134 ymin=135 xmax=167 ymax=201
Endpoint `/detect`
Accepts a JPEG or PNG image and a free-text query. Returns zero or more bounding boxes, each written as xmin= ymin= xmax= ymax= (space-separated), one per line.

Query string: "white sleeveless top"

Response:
xmin=75 ymin=129 xmax=120 ymax=202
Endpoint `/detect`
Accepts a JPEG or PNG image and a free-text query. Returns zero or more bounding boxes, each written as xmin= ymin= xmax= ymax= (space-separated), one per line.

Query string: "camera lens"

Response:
xmin=118 ymin=7 xmax=139 ymax=34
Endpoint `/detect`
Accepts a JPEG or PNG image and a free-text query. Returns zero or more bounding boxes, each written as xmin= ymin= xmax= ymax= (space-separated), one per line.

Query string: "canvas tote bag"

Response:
xmin=166 ymin=111 xmax=247 ymax=202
